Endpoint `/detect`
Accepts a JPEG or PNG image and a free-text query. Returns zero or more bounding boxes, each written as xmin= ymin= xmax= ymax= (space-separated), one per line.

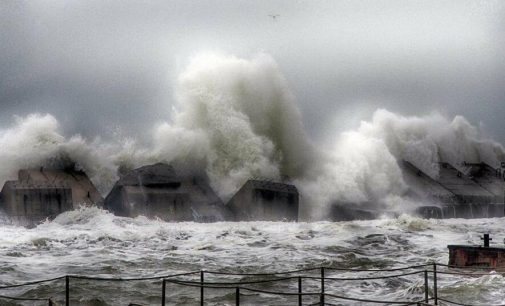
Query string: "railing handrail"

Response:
xmin=167 ymin=280 xmax=322 ymax=295
xmin=3 ymin=261 xmax=501 ymax=289
xmin=1 ymin=262 xmax=503 ymax=305
xmin=164 ymin=269 xmax=426 ymax=287
xmin=70 ymin=271 xmax=200 ymax=281
xmin=167 ymin=279 xmax=432 ymax=305
xmin=202 ymin=263 xmax=432 ymax=275
xmin=0 ymin=294 xmax=51 ymax=301
xmin=324 ymin=264 xmax=431 ymax=272
xmin=0 ymin=276 xmax=65 ymax=289
xmin=202 ymin=266 xmax=320 ymax=275
xmin=167 ymin=276 xmax=298 ymax=286
xmin=304 ymin=270 xmax=426 ymax=281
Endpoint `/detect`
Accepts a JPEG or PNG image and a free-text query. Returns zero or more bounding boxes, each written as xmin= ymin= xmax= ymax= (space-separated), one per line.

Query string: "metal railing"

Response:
xmin=1 ymin=262 xmax=504 ymax=305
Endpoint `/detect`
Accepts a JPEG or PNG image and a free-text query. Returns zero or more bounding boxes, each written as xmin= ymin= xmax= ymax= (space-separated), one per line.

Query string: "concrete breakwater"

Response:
xmin=0 ymin=163 xmax=300 ymax=226
xmin=330 ymin=160 xmax=505 ymax=221
xmin=0 ymin=160 xmax=503 ymax=226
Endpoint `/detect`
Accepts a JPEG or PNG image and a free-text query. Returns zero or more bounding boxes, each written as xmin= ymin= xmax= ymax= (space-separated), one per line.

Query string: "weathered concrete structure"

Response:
xmin=329 ymin=204 xmax=398 ymax=221
xmin=227 ymin=180 xmax=299 ymax=221
xmin=463 ymin=162 xmax=505 ymax=204
xmin=409 ymin=161 xmax=504 ymax=218
xmin=104 ymin=163 xmax=230 ymax=222
xmin=0 ymin=167 xmax=103 ymax=226
xmin=401 ymin=161 xmax=457 ymax=205
xmin=448 ymin=245 xmax=505 ymax=269
xmin=17 ymin=168 xmax=103 ymax=207
xmin=436 ymin=162 xmax=496 ymax=205
xmin=1 ymin=183 xmax=73 ymax=225
xmin=448 ymin=234 xmax=505 ymax=270
xmin=330 ymin=160 xmax=504 ymax=221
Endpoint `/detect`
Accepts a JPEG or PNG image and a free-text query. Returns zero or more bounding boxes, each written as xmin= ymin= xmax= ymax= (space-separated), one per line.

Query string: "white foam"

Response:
xmin=0 ymin=54 xmax=503 ymax=218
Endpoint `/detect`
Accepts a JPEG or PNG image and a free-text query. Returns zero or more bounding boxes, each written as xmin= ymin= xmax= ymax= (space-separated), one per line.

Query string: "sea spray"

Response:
xmin=356 ymin=110 xmax=505 ymax=179
xmin=0 ymin=54 xmax=503 ymax=218
xmin=154 ymin=53 xmax=314 ymax=199
xmin=0 ymin=114 xmax=155 ymax=194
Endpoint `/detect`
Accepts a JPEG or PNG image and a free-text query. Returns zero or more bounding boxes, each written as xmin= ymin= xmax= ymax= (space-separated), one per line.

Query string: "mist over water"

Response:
xmin=0 ymin=53 xmax=504 ymax=218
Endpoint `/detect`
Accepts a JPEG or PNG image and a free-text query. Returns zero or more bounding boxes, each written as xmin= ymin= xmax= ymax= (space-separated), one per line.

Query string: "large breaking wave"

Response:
xmin=0 ymin=53 xmax=503 ymax=218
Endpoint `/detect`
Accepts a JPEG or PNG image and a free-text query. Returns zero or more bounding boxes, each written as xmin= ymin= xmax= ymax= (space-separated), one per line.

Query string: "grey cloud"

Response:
xmin=1 ymin=0 xmax=504 ymax=143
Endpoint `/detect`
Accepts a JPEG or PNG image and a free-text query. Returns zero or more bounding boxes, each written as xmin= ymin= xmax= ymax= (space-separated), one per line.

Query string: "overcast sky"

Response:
xmin=1 ymin=0 xmax=504 ymax=144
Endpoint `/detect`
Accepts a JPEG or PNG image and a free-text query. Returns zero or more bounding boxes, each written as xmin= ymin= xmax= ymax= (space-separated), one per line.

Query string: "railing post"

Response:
xmin=424 ymin=270 xmax=429 ymax=303
xmin=298 ymin=276 xmax=302 ymax=306
xmin=65 ymin=276 xmax=70 ymax=306
xmin=320 ymin=267 xmax=325 ymax=305
xmin=433 ymin=263 xmax=438 ymax=305
xmin=161 ymin=279 xmax=166 ymax=306
xmin=200 ymin=271 xmax=204 ymax=306
xmin=235 ymin=287 xmax=240 ymax=306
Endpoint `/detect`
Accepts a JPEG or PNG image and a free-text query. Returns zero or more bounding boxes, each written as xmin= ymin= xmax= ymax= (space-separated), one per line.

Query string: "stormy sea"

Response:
xmin=1 ymin=53 xmax=504 ymax=305
xmin=0 ymin=208 xmax=503 ymax=305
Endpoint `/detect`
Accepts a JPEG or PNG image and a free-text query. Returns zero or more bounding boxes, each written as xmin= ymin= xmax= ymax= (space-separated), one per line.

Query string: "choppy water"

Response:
xmin=1 ymin=207 xmax=504 ymax=305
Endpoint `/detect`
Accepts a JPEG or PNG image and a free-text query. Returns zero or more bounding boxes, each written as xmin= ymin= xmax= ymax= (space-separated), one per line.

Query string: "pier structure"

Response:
xmin=411 ymin=161 xmax=505 ymax=218
xmin=226 ymin=179 xmax=299 ymax=221
xmin=1 ymin=158 xmax=503 ymax=223
xmin=0 ymin=167 xmax=103 ymax=226
xmin=103 ymin=163 xmax=231 ymax=222
xmin=330 ymin=160 xmax=505 ymax=221
xmin=17 ymin=168 xmax=103 ymax=207
xmin=448 ymin=234 xmax=505 ymax=270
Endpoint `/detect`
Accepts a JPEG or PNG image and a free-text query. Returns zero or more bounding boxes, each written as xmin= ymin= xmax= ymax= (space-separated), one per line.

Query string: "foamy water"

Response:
xmin=0 ymin=53 xmax=504 ymax=220
xmin=1 ymin=52 xmax=504 ymax=304
xmin=1 ymin=207 xmax=504 ymax=305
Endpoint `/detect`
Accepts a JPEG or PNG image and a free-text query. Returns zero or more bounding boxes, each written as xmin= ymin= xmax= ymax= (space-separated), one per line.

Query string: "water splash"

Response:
xmin=0 ymin=53 xmax=503 ymax=218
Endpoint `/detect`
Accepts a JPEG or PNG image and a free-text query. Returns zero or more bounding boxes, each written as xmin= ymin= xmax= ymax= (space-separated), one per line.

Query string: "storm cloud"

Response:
xmin=1 ymin=0 xmax=504 ymax=144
